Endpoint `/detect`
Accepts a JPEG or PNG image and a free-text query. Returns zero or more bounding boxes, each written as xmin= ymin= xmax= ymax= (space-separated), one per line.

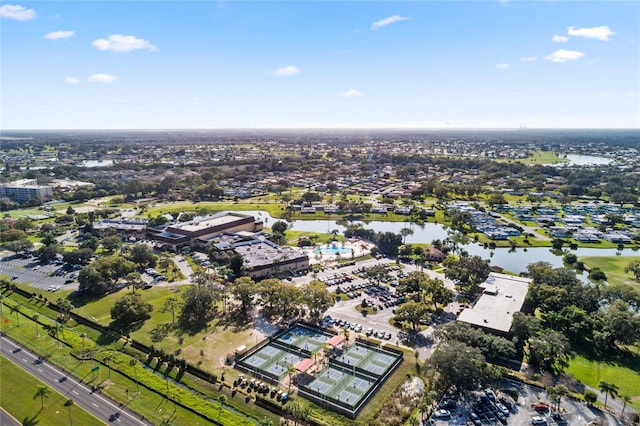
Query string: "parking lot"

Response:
xmin=427 ymin=379 xmax=627 ymax=426
xmin=0 ymin=253 xmax=80 ymax=291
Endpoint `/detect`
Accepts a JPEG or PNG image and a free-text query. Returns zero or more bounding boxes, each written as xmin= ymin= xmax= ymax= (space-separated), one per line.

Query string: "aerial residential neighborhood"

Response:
xmin=0 ymin=129 xmax=639 ymax=426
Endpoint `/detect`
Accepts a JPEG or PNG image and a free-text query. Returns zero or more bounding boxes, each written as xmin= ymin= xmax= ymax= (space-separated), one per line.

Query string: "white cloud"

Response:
xmin=88 ymin=73 xmax=117 ymax=83
xmin=567 ymin=26 xmax=614 ymax=41
xmin=341 ymin=89 xmax=363 ymax=97
xmin=520 ymin=56 xmax=538 ymax=62
xmin=370 ymin=15 xmax=409 ymax=31
xmin=552 ymin=35 xmax=569 ymax=43
xmin=272 ymin=65 xmax=300 ymax=76
xmin=544 ymin=49 xmax=584 ymax=63
xmin=0 ymin=4 xmax=35 ymax=21
xmin=92 ymin=34 xmax=157 ymax=52
xmin=44 ymin=30 xmax=75 ymax=40
xmin=495 ymin=63 xmax=509 ymax=70
xmin=64 ymin=77 xmax=80 ymax=84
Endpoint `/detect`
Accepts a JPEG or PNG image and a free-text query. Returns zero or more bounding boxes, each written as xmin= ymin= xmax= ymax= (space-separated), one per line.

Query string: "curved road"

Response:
xmin=0 ymin=334 xmax=152 ymax=426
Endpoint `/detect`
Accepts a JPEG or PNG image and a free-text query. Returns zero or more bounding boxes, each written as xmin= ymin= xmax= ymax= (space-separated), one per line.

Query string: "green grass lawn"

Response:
xmin=1 ymin=292 xmax=260 ymax=425
xmin=0 ymin=354 xmax=104 ymax=426
xmin=72 ymin=286 xmax=178 ymax=326
xmin=566 ymin=351 xmax=640 ymax=411
xmin=500 ymin=150 xmax=569 ymax=165
xmin=580 ymin=256 xmax=640 ymax=289
xmin=143 ymin=201 xmax=286 ymax=219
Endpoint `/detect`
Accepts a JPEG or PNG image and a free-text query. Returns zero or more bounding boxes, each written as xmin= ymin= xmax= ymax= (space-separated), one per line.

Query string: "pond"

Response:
xmin=563 ymin=154 xmax=614 ymax=166
xmin=82 ymin=159 xmax=114 ymax=168
xmin=233 ymin=210 xmax=630 ymax=278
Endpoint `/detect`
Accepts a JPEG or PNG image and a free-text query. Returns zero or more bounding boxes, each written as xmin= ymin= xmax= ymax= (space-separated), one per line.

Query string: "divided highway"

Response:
xmin=0 ymin=334 xmax=152 ymax=426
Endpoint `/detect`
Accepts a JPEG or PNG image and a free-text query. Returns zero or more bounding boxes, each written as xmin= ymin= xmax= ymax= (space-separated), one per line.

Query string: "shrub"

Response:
xmin=584 ymin=389 xmax=597 ymax=405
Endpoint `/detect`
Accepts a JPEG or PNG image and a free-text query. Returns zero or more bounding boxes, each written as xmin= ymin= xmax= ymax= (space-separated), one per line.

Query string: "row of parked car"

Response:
xmin=471 ymin=388 xmax=514 ymax=425
xmin=323 ymin=316 xmax=363 ymax=333
xmin=144 ymin=268 xmax=166 ymax=281
xmin=235 ymin=375 xmax=289 ymax=402
xmin=320 ymin=272 xmax=353 ymax=286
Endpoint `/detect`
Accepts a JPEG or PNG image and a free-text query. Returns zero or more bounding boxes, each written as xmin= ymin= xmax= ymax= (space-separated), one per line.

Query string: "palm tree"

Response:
xmin=80 ymin=333 xmax=87 ymax=358
xmin=10 ymin=302 xmax=22 ymax=327
xmin=400 ymin=227 xmax=414 ymax=244
xmin=33 ymin=313 xmax=40 ymax=337
xmin=343 ymin=328 xmax=350 ymax=347
xmin=126 ymin=272 xmax=144 ymax=294
xmin=286 ymin=365 xmax=297 ymax=393
xmin=103 ymin=353 xmax=116 ymax=379
xmin=34 ymin=385 xmax=50 ymax=410
xmin=57 ymin=299 xmax=74 ymax=321
xmin=129 ymin=358 xmax=140 ymax=393
xmin=161 ymin=296 xmax=179 ymax=325
xmin=64 ymin=399 xmax=74 ymax=425
xmin=217 ymin=395 xmax=227 ymax=423
xmin=621 ymin=394 xmax=632 ymax=417
xmin=54 ymin=321 xmax=62 ymax=348
xmin=598 ymin=381 xmax=619 ymax=409
xmin=547 ymin=384 xmax=568 ymax=411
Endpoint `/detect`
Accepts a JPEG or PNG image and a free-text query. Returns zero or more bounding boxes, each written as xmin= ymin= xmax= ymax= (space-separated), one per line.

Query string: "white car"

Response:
xmin=434 ymin=409 xmax=451 ymax=419
xmin=47 ymin=285 xmax=61 ymax=292
xmin=531 ymin=416 xmax=547 ymax=425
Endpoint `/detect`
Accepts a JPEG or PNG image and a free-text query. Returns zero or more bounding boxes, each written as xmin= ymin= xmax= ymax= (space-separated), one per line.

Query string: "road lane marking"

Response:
xmin=22 ymin=358 xmax=27 ymax=363
xmin=91 ymin=402 xmax=99 ymax=408
xmin=72 ymin=390 xmax=79 ymax=395
xmin=37 ymin=368 xmax=43 ymax=372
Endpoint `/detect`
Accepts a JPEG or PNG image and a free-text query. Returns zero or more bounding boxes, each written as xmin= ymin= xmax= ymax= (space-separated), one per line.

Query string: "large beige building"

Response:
xmin=150 ymin=212 xmax=263 ymax=251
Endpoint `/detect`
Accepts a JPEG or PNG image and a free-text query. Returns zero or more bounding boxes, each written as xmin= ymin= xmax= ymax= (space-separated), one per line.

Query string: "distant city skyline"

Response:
xmin=1 ymin=1 xmax=639 ymax=130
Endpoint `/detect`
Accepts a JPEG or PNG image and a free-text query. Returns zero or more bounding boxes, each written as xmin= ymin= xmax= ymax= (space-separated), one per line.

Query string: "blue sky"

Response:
xmin=1 ymin=1 xmax=638 ymax=129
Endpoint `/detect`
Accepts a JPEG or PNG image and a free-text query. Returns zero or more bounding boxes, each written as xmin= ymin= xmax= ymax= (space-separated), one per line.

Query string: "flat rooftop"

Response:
xmin=233 ymin=239 xmax=307 ymax=269
xmin=170 ymin=212 xmax=252 ymax=233
xmin=457 ymin=272 xmax=531 ymax=334
xmin=176 ymin=214 xmax=244 ymax=233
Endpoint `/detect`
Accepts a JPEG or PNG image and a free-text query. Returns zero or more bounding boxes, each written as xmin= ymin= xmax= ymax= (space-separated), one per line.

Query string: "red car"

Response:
xmin=534 ymin=403 xmax=550 ymax=412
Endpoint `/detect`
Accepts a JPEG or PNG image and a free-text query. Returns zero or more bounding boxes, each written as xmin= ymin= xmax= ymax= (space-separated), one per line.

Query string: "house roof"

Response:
xmin=294 ymin=358 xmax=315 ymax=373
xmin=326 ymin=334 xmax=345 ymax=347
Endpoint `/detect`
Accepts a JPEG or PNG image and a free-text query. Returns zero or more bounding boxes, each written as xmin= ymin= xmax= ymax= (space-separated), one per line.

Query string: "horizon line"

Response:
xmin=2 ymin=127 xmax=639 ymax=132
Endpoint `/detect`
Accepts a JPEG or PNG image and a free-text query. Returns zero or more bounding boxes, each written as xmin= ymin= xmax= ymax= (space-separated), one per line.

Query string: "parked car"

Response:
xmin=433 ymin=409 xmax=451 ymax=419
xmin=469 ymin=412 xmax=482 ymax=426
xmin=534 ymin=402 xmax=550 ymax=413
xmin=496 ymin=402 xmax=509 ymax=416
xmin=531 ymin=416 xmax=547 ymax=425
xmin=439 ymin=399 xmax=457 ymax=409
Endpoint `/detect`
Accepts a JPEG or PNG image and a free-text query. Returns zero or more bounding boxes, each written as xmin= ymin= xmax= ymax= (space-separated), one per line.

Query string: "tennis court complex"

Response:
xmin=239 ymin=344 xmax=304 ymax=379
xmin=276 ymin=324 xmax=332 ymax=354
xmin=303 ymin=364 xmax=376 ymax=405
xmin=235 ymin=322 xmax=403 ymax=419
xmin=236 ymin=323 xmax=334 ymax=381
xmin=333 ymin=344 xmax=398 ymax=376
xmin=299 ymin=341 xmax=402 ymax=417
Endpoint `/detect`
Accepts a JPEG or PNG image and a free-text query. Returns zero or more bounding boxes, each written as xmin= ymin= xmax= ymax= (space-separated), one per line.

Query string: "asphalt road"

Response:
xmin=0 ymin=407 xmax=21 ymax=426
xmin=0 ymin=334 xmax=152 ymax=426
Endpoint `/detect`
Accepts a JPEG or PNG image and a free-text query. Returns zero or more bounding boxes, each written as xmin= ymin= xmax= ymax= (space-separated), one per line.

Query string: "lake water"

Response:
xmin=237 ymin=210 xmax=630 ymax=277
xmin=564 ymin=154 xmax=614 ymax=166
xmin=82 ymin=160 xmax=114 ymax=168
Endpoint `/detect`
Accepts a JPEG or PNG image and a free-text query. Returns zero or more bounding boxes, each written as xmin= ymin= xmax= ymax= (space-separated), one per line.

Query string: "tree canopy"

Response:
xmin=110 ymin=293 xmax=153 ymax=331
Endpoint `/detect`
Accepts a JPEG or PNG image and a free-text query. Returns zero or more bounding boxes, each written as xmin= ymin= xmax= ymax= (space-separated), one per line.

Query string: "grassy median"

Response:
xmin=0 ymin=354 xmax=103 ymax=426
